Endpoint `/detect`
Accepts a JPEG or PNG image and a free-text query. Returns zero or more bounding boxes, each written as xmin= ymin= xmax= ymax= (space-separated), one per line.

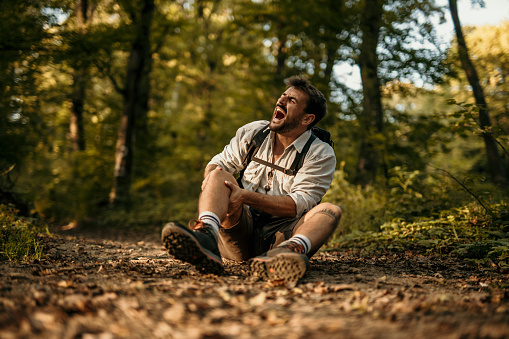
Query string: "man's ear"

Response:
xmin=301 ymin=113 xmax=315 ymax=127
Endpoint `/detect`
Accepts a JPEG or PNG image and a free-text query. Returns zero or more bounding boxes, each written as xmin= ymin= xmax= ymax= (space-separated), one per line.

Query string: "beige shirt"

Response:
xmin=208 ymin=120 xmax=336 ymax=217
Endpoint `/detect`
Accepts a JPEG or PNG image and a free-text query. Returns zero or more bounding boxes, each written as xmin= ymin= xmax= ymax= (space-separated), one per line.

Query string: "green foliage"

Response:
xmin=323 ymin=162 xmax=387 ymax=235
xmin=386 ymin=166 xmax=454 ymax=219
xmin=329 ymin=200 xmax=509 ymax=271
xmin=326 ymin=160 xmax=509 ymax=270
xmin=324 ymin=163 xmax=461 ymax=235
xmin=31 ymin=149 xmax=113 ymax=222
xmin=444 ymin=99 xmax=509 ymax=159
xmin=445 ymin=21 xmax=509 ymax=135
xmin=1 ymin=1 xmax=506 ymax=250
xmin=0 ymin=1 xmax=59 ymax=194
xmin=0 ymin=204 xmax=45 ymax=261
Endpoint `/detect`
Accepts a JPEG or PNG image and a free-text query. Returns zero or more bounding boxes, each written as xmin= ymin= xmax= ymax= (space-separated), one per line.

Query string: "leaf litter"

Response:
xmin=0 ymin=231 xmax=508 ymax=338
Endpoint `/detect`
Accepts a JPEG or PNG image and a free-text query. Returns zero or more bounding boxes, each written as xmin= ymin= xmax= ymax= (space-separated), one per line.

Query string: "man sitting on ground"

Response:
xmin=162 ymin=76 xmax=341 ymax=283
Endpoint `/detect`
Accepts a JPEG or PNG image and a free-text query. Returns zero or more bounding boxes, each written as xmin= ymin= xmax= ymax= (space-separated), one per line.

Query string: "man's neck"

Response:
xmin=273 ymin=128 xmax=307 ymax=162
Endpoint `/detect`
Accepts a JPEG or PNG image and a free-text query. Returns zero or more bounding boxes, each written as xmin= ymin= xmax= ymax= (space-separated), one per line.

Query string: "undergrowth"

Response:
xmin=0 ymin=204 xmax=46 ymax=261
xmin=330 ymin=203 xmax=509 ymax=270
xmin=325 ymin=165 xmax=509 ymax=271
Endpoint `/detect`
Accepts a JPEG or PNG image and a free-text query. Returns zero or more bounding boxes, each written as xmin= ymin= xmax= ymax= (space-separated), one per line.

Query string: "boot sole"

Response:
xmin=250 ymin=253 xmax=308 ymax=284
xmin=162 ymin=223 xmax=224 ymax=275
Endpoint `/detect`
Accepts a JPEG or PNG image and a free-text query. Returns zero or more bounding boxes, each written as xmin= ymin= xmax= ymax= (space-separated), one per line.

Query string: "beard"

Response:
xmin=269 ymin=113 xmax=303 ymax=134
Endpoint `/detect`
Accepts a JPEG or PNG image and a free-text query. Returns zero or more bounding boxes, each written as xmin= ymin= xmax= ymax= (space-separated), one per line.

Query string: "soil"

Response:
xmin=1 ymin=226 xmax=508 ymax=339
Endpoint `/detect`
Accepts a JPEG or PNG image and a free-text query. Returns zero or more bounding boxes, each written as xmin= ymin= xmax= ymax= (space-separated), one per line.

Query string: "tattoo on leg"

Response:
xmin=316 ymin=209 xmax=339 ymax=225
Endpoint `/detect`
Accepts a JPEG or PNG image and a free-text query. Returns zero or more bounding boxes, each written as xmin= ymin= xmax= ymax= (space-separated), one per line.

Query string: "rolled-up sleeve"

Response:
xmin=288 ymin=143 xmax=336 ymax=216
xmin=208 ymin=120 xmax=268 ymax=174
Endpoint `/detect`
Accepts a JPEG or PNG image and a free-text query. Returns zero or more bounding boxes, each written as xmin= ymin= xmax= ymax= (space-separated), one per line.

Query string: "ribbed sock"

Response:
xmin=198 ymin=211 xmax=220 ymax=240
xmin=278 ymin=234 xmax=311 ymax=254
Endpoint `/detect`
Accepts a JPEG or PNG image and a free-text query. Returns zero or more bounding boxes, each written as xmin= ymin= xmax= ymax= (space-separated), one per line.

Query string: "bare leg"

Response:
xmin=292 ymin=202 xmax=341 ymax=255
xmin=162 ymin=168 xmax=243 ymax=274
xmin=198 ymin=168 xmax=243 ymax=228
xmin=249 ymin=202 xmax=341 ymax=283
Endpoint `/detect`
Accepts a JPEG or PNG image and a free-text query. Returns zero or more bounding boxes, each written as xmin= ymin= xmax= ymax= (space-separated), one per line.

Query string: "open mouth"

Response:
xmin=274 ymin=105 xmax=286 ymax=120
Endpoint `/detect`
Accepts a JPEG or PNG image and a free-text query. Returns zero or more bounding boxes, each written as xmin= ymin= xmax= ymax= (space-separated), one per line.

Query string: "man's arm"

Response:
xmin=288 ymin=147 xmax=336 ymax=217
xmin=206 ymin=121 xmax=269 ymax=175
xmin=225 ymin=181 xmax=297 ymax=218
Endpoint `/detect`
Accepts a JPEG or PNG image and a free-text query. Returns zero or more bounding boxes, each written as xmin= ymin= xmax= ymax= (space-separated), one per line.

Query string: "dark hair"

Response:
xmin=285 ymin=76 xmax=327 ymax=128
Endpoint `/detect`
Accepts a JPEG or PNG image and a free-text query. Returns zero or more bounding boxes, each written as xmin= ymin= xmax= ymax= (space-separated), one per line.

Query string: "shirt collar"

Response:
xmin=268 ymin=128 xmax=312 ymax=153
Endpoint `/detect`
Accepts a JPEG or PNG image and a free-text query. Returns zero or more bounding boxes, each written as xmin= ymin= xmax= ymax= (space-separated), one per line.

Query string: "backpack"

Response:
xmin=237 ymin=123 xmax=334 ymax=185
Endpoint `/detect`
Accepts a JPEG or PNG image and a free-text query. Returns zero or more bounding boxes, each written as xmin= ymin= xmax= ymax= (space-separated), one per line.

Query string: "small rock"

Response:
xmin=248 ymin=292 xmax=267 ymax=306
xmin=163 ymin=303 xmax=186 ymax=323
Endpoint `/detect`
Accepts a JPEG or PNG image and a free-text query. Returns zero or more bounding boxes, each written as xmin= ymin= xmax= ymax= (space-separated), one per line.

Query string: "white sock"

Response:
xmin=198 ymin=211 xmax=220 ymax=239
xmin=278 ymin=234 xmax=311 ymax=254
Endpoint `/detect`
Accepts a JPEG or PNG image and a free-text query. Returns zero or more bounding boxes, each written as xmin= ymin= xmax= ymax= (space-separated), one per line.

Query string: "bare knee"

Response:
xmin=310 ymin=202 xmax=342 ymax=225
xmin=327 ymin=202 xmax=342 ymax=220
xmin=209 ymin=168 xmax=236 ymax=182
xmin=202 ymin=168 xmax=237 ymax=191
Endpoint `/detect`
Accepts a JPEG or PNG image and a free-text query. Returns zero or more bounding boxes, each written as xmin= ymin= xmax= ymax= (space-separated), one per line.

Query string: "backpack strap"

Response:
xmin=289 ymin=133 xmax=317 ymax=175
xmin=237 ymin=123 xmax=270 ymax=187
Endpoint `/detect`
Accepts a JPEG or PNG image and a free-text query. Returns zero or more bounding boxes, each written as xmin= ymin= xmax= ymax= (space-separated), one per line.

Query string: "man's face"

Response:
xmin=269 ymin=87 xmax=310 ymax=134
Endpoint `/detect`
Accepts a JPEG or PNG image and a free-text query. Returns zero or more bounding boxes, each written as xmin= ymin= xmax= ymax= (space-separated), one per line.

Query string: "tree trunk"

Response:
xmin=69 ymin=0 xmax=93 ymax=152
xmin=355 ymin=0 xmax=384 ymax=185
xmin=70 ymin=69 xmax=86 ymax=151
xmin=449 ymin=0 xmax=506 ymax=185
xmin=276 ymin=33 xmax=287 ymax=78
xmin=324 ymin=45 xmax=336 ymax=90
xmin=109 ymin=0 xmax=155 ymax=205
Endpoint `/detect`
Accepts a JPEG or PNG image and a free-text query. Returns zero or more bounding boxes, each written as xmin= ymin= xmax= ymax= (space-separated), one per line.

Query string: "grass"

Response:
xmin=0 ymin=204 xmax=46 ymax=261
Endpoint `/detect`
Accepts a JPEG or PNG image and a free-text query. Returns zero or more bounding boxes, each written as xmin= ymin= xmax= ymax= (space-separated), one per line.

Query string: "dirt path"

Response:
xmin=1 ymin=230 xmax=508 ymax=339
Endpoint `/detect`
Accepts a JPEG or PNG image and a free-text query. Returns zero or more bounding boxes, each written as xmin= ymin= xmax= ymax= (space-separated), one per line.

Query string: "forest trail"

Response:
xmin=1 ymin=229 xmax=508 ymax=339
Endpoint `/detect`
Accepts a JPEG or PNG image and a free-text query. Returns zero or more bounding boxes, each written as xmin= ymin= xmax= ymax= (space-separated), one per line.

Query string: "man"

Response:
xmin=161 ymin=76 xmax=341 ymax=283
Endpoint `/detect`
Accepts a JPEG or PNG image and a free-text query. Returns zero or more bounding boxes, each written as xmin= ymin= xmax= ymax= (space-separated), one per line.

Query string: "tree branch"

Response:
xmin=428 ymin=164 xmax=492 ymax=216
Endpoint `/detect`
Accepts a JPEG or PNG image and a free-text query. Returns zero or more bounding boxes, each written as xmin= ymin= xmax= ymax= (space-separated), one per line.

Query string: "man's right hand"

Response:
xmin=225 ymin=180 xmax=297 ymax=218
xmin=224 ymin=180 xmax=244 ymax=214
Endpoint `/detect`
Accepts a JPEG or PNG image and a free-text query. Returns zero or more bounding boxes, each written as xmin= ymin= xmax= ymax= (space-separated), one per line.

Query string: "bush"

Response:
xmin=323 ymin=164 xmax=460 ymax=235
xmin=323 ymin=162 xmax=387 ymax=236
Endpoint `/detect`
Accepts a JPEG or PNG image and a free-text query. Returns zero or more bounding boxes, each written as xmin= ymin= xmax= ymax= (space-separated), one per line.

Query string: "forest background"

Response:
xmin=1 ymin=0 xmax=508 ymax=267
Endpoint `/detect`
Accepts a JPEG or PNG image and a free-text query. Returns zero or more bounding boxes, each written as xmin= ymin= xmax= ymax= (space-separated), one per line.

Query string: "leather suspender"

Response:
xmin=251 ymin=133 xmax=317 ymax=176
xmin=237 ymin=123 xmax=318 ymax=189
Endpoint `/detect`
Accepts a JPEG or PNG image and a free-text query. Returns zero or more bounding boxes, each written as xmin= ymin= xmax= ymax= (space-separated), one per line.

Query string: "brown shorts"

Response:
xmin=218 ymin=206 xmax=301 ymax=261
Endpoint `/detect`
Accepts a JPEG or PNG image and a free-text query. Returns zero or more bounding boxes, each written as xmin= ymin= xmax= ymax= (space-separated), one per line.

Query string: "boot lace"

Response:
xmin=188 ymin=220 xmax=207 ymax=231
xmin=188 ymin=220 xmax=218 ymax=242
xmin=281 ymin=241 xmax=305 ymax=254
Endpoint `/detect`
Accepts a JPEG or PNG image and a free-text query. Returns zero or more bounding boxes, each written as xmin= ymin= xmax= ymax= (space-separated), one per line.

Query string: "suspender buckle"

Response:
xmin=283 ymin=169 xmax=296 ymax=176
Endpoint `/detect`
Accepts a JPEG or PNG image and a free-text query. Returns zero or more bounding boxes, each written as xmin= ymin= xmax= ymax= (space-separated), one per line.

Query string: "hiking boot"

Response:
xmin=249 ymin=244 xmax=310 ymax=284
xmin=161 ymin=221 xmax=223 ymax=275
